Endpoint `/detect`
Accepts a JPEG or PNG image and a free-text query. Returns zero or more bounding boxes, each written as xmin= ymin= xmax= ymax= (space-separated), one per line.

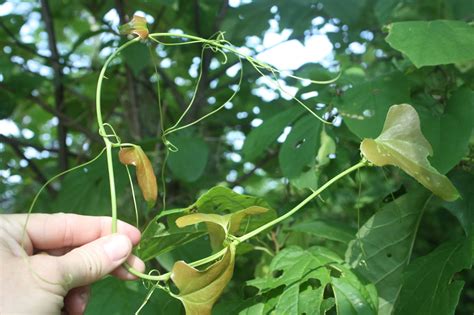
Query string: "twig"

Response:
xmin=40 ymin=0 xmax=69 ymax=171
xmin=0 ymin=135 xmax=56 ymax=196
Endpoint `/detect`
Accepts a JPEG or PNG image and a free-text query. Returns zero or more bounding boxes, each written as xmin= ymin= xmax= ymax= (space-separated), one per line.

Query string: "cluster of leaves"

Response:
xmin=1 ymin=0 xmax=474 ymax=314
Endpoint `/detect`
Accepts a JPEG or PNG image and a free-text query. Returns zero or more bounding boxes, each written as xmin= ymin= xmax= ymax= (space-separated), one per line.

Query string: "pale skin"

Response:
xmin=0 ymin=213 xmax=145 ymax=314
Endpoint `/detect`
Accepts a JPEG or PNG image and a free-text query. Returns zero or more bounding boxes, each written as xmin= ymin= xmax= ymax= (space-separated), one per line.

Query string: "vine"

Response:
xmin=24 ymin=15 xmax=460 ymax=314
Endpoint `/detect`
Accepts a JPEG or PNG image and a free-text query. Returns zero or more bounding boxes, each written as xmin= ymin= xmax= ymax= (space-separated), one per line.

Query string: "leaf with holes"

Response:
xmin=246 ymin=246 xmax=378 ymax=314
xmin=176 ymin=206 xmax=268 ymax=251
xmin=360 ymin=104 xmax=459 ymax=201
xmin=394 ymin=238 xmax=472 ymax=315
xmin=279 ymin=114 xmax=322 ymax=179
xmin=171 ymin=244 xmax=236 ymax=315
xmin=118 ymin=145 xmax=158 ymax=206
xmin=346 ymin=189 xmax=432 ymax=314
xmin=118 ymin=15 xmax=149 ymax=39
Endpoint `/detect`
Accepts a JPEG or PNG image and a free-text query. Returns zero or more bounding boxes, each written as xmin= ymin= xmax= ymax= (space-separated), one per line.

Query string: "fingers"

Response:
xmin=55 ymin=233 xmax=133 ymax=289
xmin=111 ymin=254 xmax=146 ymax=280
xmin=63 ymin=285 xmax=90 ymax=315
xmin=10 ymin=213 xmax=141 ymax=250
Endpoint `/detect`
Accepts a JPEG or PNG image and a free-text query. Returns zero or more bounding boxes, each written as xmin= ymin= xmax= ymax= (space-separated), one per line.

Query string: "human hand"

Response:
xmin=0 ymin=213 xmax=145 ymax=314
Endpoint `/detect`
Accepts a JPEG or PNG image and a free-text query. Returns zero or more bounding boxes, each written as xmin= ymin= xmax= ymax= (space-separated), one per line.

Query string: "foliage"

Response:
xmin=1 ymin=0 xmax=473 ymax=314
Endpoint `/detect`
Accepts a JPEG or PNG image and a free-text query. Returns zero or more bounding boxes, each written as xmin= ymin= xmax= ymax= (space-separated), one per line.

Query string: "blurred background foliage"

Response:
xmin=0 ymin=0 xmax=473 ymax=314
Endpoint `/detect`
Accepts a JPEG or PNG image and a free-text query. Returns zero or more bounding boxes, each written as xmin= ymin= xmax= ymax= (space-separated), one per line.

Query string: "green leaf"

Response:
xmin=190 ymin=186 xmax=277 ymax=234
xmin=138 ymin=220 xmax=206 ymax=262
xmin=122 ymin=43 xmax=151 ymax=75
xmin=167 ymin=133 xmax=209 ymax=182
xmin=171 ymin=244 xmax=236 ymax=315
xmin=346 ymin=189 xmax=431 ymax=314
xmin=419 ymin=86 xmax=474 ymax=173
xmin=86 ymin=276 xmax=182 ymax=314
xmin=444 ymin=171 xmax=474 ymax=236
xmin=385 ymin=20 xmax=474 ymax=68
xmin=279 ymin=114 xmax=322 ymax=179
xmin=119 ymin=145 xmax=158 ymax=205
xmin=288 ymin=220 xmax=356 ymax=244
xmin=320 ymin=0 xmax=367 ymax=25
xmin=0 ymin=90 xmax=15 ymax=119
xmin=246 ymin=246 xmax=377 ymax=314
xmin=317 ymin=127 xmax=336 ymax=167
xmin=243 ymin=106 xmax=304 ymax=161
xmin=339 ymin=72 xmax=412 ymax=139
xmin=360 ymin=104 xmax=460 ymax=201
xmin=332 ymin=265 xmax=378 ymax=315
xmin=394 ymin=238 xmax=472 ymax=315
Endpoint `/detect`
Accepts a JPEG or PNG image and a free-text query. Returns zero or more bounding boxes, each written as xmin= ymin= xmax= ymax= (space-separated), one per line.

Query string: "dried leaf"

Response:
xmin=171 ymin=244 xmax=236 ymax=315
xmin=119 ymin=146 xmax=157 ymax=205
xmin=118 ymin=15 xmax=149 ymax=39
xmin=176 ymin=206 xmax=268 ymax=251
xmin=360 ymin=104 xmax=459 ymax=201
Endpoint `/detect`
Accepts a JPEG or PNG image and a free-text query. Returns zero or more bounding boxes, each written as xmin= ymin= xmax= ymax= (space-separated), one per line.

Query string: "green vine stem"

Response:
xmin=237 ymin=159 xmax=368 ymax=243
xmin=116 ymin=159 xmax=368 ymax=282
xmin=95 ymin=33 xmax=345 ymax=282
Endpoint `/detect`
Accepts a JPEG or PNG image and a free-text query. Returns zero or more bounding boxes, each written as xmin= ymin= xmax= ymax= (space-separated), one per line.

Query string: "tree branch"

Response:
xmin=40 ymin=0 xmax=69 ymax=171
xmin=0 ymin=134 xmax=56 ymax=196
xmin=0 ymin=135 xmax=79 ymax=157
xmin=115 ymin=0 xmax=142 ymax=139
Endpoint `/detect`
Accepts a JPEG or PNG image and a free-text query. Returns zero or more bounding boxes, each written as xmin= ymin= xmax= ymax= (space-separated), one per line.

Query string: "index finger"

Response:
xmin=8 ymin=213 xmax=141 ymax=250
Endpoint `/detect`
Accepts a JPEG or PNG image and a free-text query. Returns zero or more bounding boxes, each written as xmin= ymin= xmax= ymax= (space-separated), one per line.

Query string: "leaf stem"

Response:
xmin=121 ymin=160 xmax=367 ymax=282
xmin=237 ymin=160 xmax=368 ymax=243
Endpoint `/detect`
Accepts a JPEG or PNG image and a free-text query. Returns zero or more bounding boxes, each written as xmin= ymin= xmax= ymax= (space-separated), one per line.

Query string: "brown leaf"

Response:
xmin=171 ymin=244 xmax=236 ymax=315
xmin=118 ymin=15 xmax=149 ymax=39
xmin=119 ymin=146 xmax=157 ymax=205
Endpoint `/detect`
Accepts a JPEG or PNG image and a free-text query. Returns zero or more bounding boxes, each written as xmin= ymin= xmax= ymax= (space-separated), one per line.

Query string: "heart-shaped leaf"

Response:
xmin=119 ymin=145 xmax=158 ymax=205
xmin=118 ymin=15 xmax=149 ymax=39
xmin=176 ymin=206 xmax=268 ymax=251
xmin=360 ymin=104 xmax=459 ymax=201
xmin=171 ymin=244 xmax=236 ymax=315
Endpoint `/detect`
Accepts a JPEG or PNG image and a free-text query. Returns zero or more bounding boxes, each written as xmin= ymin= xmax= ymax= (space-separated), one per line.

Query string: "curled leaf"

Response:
xmin=171 ymin=244 xmax=236 ymax=315
xmin=118 ymin=15 xmax=149 ymax=39
xmin=360 ymin=104 xmax=459 ymax=201
xmin=119 ymin=146 xmax=158 ymax=205
xmin=176 ymin=206 xmax=268 ymax=251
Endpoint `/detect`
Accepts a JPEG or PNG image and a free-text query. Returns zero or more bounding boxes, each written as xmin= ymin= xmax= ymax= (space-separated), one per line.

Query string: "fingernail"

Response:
xmin=80 ymin=289 xmax=89 ymax=303
xmin=103 ymin=234 xmax=131 ymax=262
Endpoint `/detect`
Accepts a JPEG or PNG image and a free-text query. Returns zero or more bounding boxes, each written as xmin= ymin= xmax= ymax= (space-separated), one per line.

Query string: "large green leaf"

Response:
xmin=385 ymin=20 xmax=474 ymax=68
xmin=360 ymin=104 xmax=459 ymax=201
xmin=246 ymin=246 xmax=378 ymax=314
xmin=394 ymin=238 xmax=472 ymax=315
xmin=346 ymin=189 xmax=431 ymax=314
xmin=243 ymin=106 xmax=305 ymax=161
xmin=288 ymin=220 xmax=356 ymax=244
xmin=167 ymin=133 xmax=209 ymax=182
xmin=338 ymin=72 xmax=412 ymax=139
xmin=418 ymin=86 xmax=474 ymax=174
xmin=444 ymin=171 xmax=474 ymax=236
xmin=171 ymin=244 xmax=236 ymax=315
xmin=279 ymin=114 xmax=322 ymax=179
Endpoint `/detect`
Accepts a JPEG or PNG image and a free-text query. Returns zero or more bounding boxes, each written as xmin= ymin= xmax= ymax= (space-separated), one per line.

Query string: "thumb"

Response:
xmin=56 ymin=234 xmax=132 ymax=289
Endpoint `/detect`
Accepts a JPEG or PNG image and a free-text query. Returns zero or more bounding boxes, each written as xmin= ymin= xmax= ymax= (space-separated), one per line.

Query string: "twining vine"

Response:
xmin=24 ymin=15 xmax=460 ymax=314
